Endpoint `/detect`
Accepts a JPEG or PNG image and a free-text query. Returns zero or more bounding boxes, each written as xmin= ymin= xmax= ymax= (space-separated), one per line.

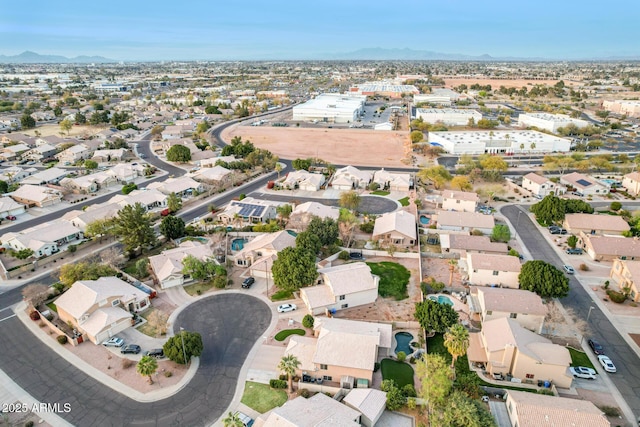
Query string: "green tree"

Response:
xmin=205 ymin=105 xmax=221 ymax=115
xmin=443 ymin=324 xmax=470 ymax=375
xmin=59 ymin=118 xmax=73 ymax=135
xmin=182 ymin=255 xmax=225 ymax=281
xmin=416 ymin=355 xmax=453 ymax=416
xmin=479 ymin=155 xmax=508 ymax=172
xmin=58 ymin=262 xmax=116 ymax=287
xmin=278 ymin=354 xmax=301 ymax=393
xmin=84 ymin=160 xmax=98 ymax=170
xmin=74 ymin=112 xmax=86 ymax=124
xmin=339 ymin=190 xmax=361 ymax=212
xmin=410 ymin=130 xmax=424 ymax=143
xmin=271 ymin=247 xmax=318 ymax=292
xmin=167 ymin=192 xmax=182 ymax=213
xmin=163 ymin=331 xmax=203 ymax=364
xmin=85 ymin=218 xmax=115 ymax=242
xmin=150 ymin=125 xmax=164 ymax=140
xmin=166 ymin=145 xmax=191 ymax=162
xmin=306 ymin=217 xmax=339 ymax=246
xmin=20 ymin=114 xmax=36 ymax=129
xmin=450 ymin=175 xmax=472 ymax=191
xmin=490 ymin=224 xmax=511 ymax=243
xmin=530 ymin=195 xmax=593 ymax=226
xmin=12 ymin=248 xmax=34 ymax=259
xmin=291 ymin=158 xmax=312 ymax=171
xmin=476 ymin=119 xmax=498 ymax=129
xmin=296 ymin=231 xmax=322 ymax=255
xmin=135 ymin=258 xmax=149 ymax=278
xmin=567 ymin=235 xmax=578 ymax=248
xmin=436 ymin=390 xmax=497 ymax=427
xmin=53 ymin=106 xmax=63 ymax=117
xmin=414 ymin=299 xmax=459 ymax=333
xmin=222 ymin=412 xmax=244 ymax=427
xmin=418 ymin=165 xmax=452 ymax=189
xmin=610 ymin=201 xmax=622 ymax=211
xmin=276 ymin=204 xmax=292 ymax=226
xmin=122 ymin=183 xmax=138 ymax=195
xmin=0 ymin=180 xmax=8 ymax=194
xmin=385 ymin=383 xmax=406 ymax=410
xmin=136 ymin=355 xmax=158 ymax=384
xmin=113 ymin=203 xmax=158 ymax=254
xmin=160 ymin=215 xmax=185 ymax=240
xmin=519 ymin=260 xmax=570 ymax=298
xmin=302 ymin=314 xmax=314 ymax=329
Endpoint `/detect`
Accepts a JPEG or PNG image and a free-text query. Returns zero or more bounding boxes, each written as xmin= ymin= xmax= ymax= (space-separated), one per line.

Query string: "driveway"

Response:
xmin=0 ymin=293 xmax=272 ymax=426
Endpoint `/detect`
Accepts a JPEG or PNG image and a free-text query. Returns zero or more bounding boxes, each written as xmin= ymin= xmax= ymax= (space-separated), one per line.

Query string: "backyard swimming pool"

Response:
xmin=419 ymin=215 xmax=430 ymax=225
xmin=231 ymin=238 xmax=246 ymax=251
xmin=428 ymin=295 xmax=454 ymax=306
xmin=395 ymin=331 xmax=414 ymax=356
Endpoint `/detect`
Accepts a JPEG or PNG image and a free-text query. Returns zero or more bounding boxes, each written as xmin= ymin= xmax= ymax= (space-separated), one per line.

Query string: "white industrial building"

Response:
xmin=429 ymin=130 xmax=571 ymax=155
xmin=292 ymin=93 xmax=366 ymax=123
xmin=414 ymin=88 xmax=461 ymax=106
xmin=518 ymin=113 xmax=589 ymax=133
xmin=415 ymin=108 xmax=482 ymax=126
xmin=349 ymin=82 xmax=419 ymax=98
xmin=602 ymin=100 xmax=640 ymax=117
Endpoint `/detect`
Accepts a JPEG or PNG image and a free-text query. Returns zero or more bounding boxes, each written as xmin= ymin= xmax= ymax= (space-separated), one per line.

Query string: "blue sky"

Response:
xmin=1 ymin=0 xmax=638 ymax=60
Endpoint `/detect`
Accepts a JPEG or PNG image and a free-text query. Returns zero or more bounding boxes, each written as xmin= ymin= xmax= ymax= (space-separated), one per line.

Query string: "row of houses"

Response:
xmin=279 ymin=166 xmax=413 ymax=192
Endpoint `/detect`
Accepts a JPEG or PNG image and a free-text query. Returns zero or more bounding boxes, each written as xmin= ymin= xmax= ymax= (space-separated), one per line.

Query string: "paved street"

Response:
xmin=0 ymin=293 xmax=272 ymax=426
xmin=501 ymin=204 xmax=640 ymax=418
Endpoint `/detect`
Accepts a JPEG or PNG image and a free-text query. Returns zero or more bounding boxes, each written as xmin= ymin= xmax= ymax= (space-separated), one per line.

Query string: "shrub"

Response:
xmin=359 ymin=221 xmax=375 ymax=233
xmin=68 ymin=244 xmax=77 ymax=253
xmin=607 ymin=290 xmax=627 ymax=303
xmin=279 ymin=374 xmax=287 ymax=381
xmin=338 ymin=250 xmax=350 ymax=260
xmin=579 ymin=263 xmax=589 ymax=271
xmin=598 ymin=405 xmax=621 ymax=417
xmin=270 ymin=379 xmax=287 ymax=389
xmin=122 ymin=359 xmax=134 ymax=369
xmin=56 ymin=335 xmax=68 ymax=345
xmin=299 ymin=388 xmax=311 ymax=398
xmin=164 ymin=371 xmax=173 ymax=378
xmin=373 ymin=362 xmax=381 ymax=372
xmin=409 ymin=356 xmax=416 ymax=364
xmin=302 ymin=314 xmax=314 ymax=329
xmin=407 ymin=397 xmax=417 ymax=410
xmin=29 ymin=311 xmax=40 ymax=321
xmin=397 ymin=351 xmax=407 ymax=363
xmin=402 ymin=384 xmax=417 ymax=398
xmin=25 ymin=422 xmax=35 ymax=427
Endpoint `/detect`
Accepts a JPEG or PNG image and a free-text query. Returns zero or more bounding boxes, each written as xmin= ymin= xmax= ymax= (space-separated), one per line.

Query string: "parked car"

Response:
xmin=598 ymin=355 xmax=617 ymax=373
xmin=5 ymin=215 xmax=16 ymax=221
xmin=236 ymin=412 xmax=254 ymax=427
xmin=588 ymin=339 xmax=605 ymax=355
xmin=563 ymin=265 xmax=575 ymax=274
xmin=242 ymin=277 xmax=255 ymax=289
xmin=102 ymin=337 xmax=124 ymax=347
xmin=566 ymin=248 xmax=583 ymax=255
xmin=277 ymin=303 xmax=297 ymax=313
xmin=569 ymin=366 xmax=597 ymax=380
xmin=121 ymin=344 xmax=141 ymax=354
xmin=144 ymin=348 xmax=164 ymax=359
xmin=550 ymin=227 xmax=567 ymax=235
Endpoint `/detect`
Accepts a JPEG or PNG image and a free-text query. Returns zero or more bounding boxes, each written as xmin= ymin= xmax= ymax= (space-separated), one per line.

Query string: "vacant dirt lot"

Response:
xmin=443 ymin=78 xmax=579 ymax=89
xmin=223 ymin=124 xmax=412 ymax=168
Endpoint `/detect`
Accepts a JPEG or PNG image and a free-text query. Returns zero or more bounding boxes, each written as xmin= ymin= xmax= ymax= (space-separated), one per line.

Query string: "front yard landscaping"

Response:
xmin=274 ymin=328 xmax=305 ymax=341
xmin=366 ymin=261 xmax=410 ymax=300
xmin=380 ymin=358 xmax=414 ymax=388
xmin=241 ymin=381 xmax=288 ymax=413
xmin=270 ymin=289 xmax=293 ymax=301
xmin=371 ymin=190 xmax=390 ymax=196
xmin=567 ymin=347 xmax=596 ymax=369
xmin=183 ymin=281 xmax=215 ymax=296
xmin=398 ymin=196 xmax=410 ymax=206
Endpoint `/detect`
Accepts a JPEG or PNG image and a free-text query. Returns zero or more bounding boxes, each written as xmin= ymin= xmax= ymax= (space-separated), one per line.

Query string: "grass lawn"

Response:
xmin=366 ymin=261 xmax=410 ymax=300
xmin=371 ymin=190 xmax=390 ymax=196
xmin=241 ymin=381 xmax=288 ymax=413
xmin=136 ymin=308 xmax=166 ymax=338
xmin=183 ymin=281 xmax=215 ymax=296
xmin=380 ymin=358 xmax=414 ymax=388
xmin=270 ymin=289 xmax=293 ymax=301
xmin=398 ymin=196 xmax=410 ymax=206
xmin=567 ymin=347 xmax=596 ymax=369
xmin=274 ymin=329 xmax=305 ymax=341
xmin=46 ymin=302 xmax=57 ymax=313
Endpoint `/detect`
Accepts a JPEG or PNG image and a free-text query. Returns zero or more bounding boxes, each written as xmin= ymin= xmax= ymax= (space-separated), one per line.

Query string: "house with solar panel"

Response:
xmin=560 ymin=172 xmax=609 ymax=196
xmin=218 ymin=196 xmax=279 ymax=226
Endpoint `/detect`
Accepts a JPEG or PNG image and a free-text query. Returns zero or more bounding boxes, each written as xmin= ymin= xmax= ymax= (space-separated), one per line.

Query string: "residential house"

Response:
xmin=233 ymin=230 xmax=296 ymax=278
xmin=288 ymin=201 xmax=340 ymax=231
xmin=92 ymin=148 xmax=127 ymax=162
xmin=522 ymin=173 xmax=564 ymax=198
xmin=285 ymin=317 xmax=392 ymax=386
xmin=0 ymin=220 xmax=83 ymax=258
xmin=0 ymin=143 xmax=31 ymax=161
xmin=560 ymin=172 xmax=608 ymax=196
xmin=301 ymin=262 xmax=379 ymax=315
xmin=622 ymin=172 xmax=640 ymax=196
xmin=440 ymin=234 xmax=508 ymax=257
xmin=60 ymin=171 xmax=117 ymax=194
xmin=188 ymin=165 xmax=231 ymax=184
xmin=147 ymin=177 xmax=204 ymax=197
xmin=467 ymin=317 xmax=572 ymax=388
xmin=577 ymin=231 xmax=640 ymax=261
xmin=505 ymin=390 xmax=610 ymax=427
xmin=20 ymin=167 xmax=68 ymax=186
xmin=441 ymin=190 xmax=479 ymax=212
xmin=0 ymin=166 xmax=38 ymax=183
xmin=371 ymin=210 xmax=417 ymax=248
xmin=199 ymin=155 xmax=237 ymax=168
xmin=55 ymin=277 xmax=150 ymax=344
xmin=282 ymin=170 xmax=326 ymax=191
xmin=331 ymin=165 xmax=372 ymax=190
xmin=372 ymin=169 xmax=411 ymax=192
xmin=149 ymin=241 xmax=214 ymax=289
xmin=62 ymin=203 xmax=121 ymax=231
xmin=0 ymin=197 xmax=26 ymax=218
xmin=342 ymin=388 xmax=387 ymax=427
xmin=161 ymin=125 xmax=190 ymax=140
xmin=255 ymin=393 xmax=361 ymax=427
xmin=470 ymin=287 xmax=546 ymax=333
xmin=55 ymin=143 xmax=92 ymax=164
xmin=466 ymin=253 xmax=521 ymax=288
xmin=563 ymin=213 xmax=630 ymax=236
xmin=610 ymin=259 xmax=640 ymax=302
xmin=109 ymin=189 xmax=167 ymax=212
xmin=108 ymin=163 xmax=144 ymax=183
xmin=436 ymin=211 xmax=495 ymax=234
xmin=10 ymin=184 xmax=63 ymax=207
xmin=23 ymin=144 xmax=57 ymax=161
xmin=218 ymin=197 xmax=279 ymax=226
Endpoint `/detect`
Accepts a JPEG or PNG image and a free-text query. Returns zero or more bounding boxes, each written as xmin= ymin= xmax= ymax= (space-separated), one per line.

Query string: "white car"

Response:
xmin=102 ymin=337 xmax=124 ymax=347
xmin=569 ymin=366 xmax=596 ymax=380
xmin=277 ymin=303 xmax=297 ymax=313
xmin=598 ymin=355 xmax=617 ymax=373
xmin=563 ymin=265 xmax=575 ymax=274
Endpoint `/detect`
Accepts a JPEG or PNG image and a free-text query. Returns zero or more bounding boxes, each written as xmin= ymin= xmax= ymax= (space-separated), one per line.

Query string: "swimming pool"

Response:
xmin=395 ymin=332 xmax=414 ymax=356
xmin=419 ymin=215 xmax=430 ymax=225
xmin=231 ymin=238 xmax=246 ymax=251
xmin=428 ymin=295 xmax=454 ymax=306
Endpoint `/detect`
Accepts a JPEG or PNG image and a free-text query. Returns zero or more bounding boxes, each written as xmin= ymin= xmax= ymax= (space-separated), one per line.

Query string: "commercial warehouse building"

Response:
xmin=603 ymin=100 xmax=640 ymax=117
xmin=429 ymin=130 xmax=571 ymax=155
xmin=414 ymin=88 xmax=461 ymax=106
xmin=415 ymin=108 xmax=482 ymax=126
xmin=292 ymin=93 xmax=366 ymax=123
xmin=518 ymin=113 xmax=589 ymax=133
xmin=348 ymin=82 xmax=419 ymax=98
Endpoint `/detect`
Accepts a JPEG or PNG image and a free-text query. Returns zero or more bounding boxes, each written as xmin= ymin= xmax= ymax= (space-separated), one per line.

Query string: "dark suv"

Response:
xmin=566 ymin=248 xmax=583 ymax=255
xmin=242 ymin=277 xmax=255 ymax=289
xmin=121 ymin=344 xmax=141 ymax=354
xmin=144 ymin=348 xmax=164 ymax=358
xmin=588 ymin=339 xmax=604 ymax=355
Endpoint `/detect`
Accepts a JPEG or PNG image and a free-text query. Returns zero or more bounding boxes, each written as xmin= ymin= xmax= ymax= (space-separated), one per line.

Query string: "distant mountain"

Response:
xmin=0 ymin=51 xmax=117 ymax=64
xmin=327 ymin=47 xmax=496 ymax=61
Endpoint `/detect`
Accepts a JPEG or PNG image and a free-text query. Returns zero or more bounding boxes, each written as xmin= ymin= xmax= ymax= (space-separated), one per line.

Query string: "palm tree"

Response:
xmin=136 ymin=355 xmax=158 ymax=384
xmin=222 ymin=412 xmax=244 ymax=427
xmin=443 ymin=324 xmax=470 ymax=378
xmin=275 ymin=163 xmax=283 ymax=180
xmin=278 ymin=354 xmax=301 ymax=393
xmin=447 ymin=259 xmax=457 ymax=287
xmin=530 ymin=142 xmax=536 ymax=161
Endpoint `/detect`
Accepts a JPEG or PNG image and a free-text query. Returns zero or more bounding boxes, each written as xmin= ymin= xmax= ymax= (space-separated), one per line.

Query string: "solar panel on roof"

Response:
xmin=253 ymin=206 xmax=265 ymax=216
xmin=576 ymin=179 xmax=592 ymax=187
xmin=239 ymin=206 xmax=253 ymax=216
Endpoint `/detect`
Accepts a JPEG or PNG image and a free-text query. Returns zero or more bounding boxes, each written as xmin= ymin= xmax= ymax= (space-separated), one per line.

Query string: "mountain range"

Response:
xmin=0 ymin=51 xmax=117 ymax=64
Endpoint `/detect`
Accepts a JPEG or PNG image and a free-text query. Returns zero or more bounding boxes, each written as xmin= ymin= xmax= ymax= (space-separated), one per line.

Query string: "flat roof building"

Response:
xmin=415 ymin=108 xmax=482 ymax=126
xmin=603 ymin=100 xmax=640 ymax=117
xmin=414 ymin=88 xmax=461 ymax=106
xmin=349 ymin=82 xmax=419 ymax=98
xmin=518 ymin=113 xmax=589 ymax=133
xmin=429 ymin=130 xmax=571 ymax=155
xmin=293 ymin=93 xmax=366 ymax=124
